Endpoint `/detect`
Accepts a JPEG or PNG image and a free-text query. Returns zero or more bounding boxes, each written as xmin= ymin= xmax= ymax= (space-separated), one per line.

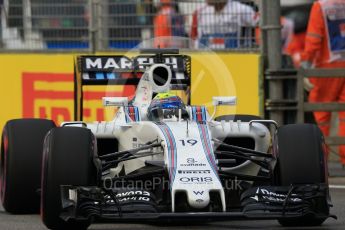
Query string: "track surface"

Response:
xmin=0 ymin=186 xmax=344 ymax=230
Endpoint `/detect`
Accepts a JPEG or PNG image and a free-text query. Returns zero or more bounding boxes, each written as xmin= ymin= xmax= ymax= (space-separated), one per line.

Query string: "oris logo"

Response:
xmin=179 ymin=177 xmax=213 ymax=183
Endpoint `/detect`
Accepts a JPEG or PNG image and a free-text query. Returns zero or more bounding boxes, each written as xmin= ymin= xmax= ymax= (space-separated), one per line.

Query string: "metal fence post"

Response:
xmin=96 ymin=0 xmax=108 ymax=51
xmin=90 ymin=0 xmax=106 ymax=53
xmin=22 ymin=0 xmax=32 ymax=42
xmin=89 ymin=0 xmax=96 ymax=53
xmin=296 ymin=69 xmax=305 ymax=123
xmin=261 ymin=0 xmax=283 ymax=125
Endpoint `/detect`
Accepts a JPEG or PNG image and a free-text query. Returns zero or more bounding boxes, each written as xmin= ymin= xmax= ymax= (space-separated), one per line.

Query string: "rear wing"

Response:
xmin=74 ymin=49 xmax=191 ymax=120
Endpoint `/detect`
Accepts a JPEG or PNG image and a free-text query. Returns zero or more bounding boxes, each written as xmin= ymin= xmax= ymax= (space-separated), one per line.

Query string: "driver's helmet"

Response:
xmin=147 ymin=92 xmax=189 ymax=121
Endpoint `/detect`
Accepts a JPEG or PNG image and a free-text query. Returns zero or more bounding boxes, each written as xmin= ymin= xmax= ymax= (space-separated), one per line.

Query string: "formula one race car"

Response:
xmin=0 ymin=49 xmax=334 ymax=229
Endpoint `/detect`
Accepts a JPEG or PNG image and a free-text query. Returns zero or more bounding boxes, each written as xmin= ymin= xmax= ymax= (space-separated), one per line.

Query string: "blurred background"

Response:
xmin=0 ymin=0 xmax=313 ymax=51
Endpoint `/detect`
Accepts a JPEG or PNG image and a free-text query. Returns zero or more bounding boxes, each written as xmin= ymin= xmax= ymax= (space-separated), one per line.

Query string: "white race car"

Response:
xmin=0 ymin=50 xmax=334 ymax=229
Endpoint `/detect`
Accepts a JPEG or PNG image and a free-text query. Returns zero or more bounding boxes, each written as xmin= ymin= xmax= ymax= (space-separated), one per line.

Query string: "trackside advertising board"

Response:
xmin=0 ymin=52 xmax=261 ymax=129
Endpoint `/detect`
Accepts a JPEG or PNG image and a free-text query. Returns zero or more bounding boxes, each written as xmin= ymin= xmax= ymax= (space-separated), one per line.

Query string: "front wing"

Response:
xmin=60 ymin=184 xmax=334 ymax=223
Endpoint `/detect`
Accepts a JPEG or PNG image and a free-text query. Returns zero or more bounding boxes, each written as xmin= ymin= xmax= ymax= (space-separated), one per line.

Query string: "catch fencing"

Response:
xmin=0 ymin=0 xmax=260 ymax=52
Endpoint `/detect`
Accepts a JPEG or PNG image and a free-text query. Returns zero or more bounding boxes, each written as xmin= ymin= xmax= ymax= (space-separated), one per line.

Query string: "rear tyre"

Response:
xmin=1 ymin=119 xmax=55 ymax=214
xmin=41 ymin=127 xmax=99 ymax=230
xmin=274 ymin=124 xmax=329 ymax=226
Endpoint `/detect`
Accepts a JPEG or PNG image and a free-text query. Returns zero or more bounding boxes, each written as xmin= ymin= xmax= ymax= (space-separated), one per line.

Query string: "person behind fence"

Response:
xmin=190 ymin=0 xmax=257 ymax=49
xmin=301 ymin=0 xmax=345 ymax=167
xmin=153 ymin=0 xmax=187 ymax=48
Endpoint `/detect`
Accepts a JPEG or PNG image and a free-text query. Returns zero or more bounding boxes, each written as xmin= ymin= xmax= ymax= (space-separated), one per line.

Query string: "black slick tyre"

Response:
xmin=0 ymin=119 xmax=55 ymax=214
xmin=41 ymin=127 xmax=98 ymax=230
xmin=274 ymin=124 xmax=329 ymax=226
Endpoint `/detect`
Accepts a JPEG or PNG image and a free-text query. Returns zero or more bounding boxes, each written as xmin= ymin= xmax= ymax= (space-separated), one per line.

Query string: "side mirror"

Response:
xmin=102 ymin=97 xmax=128 ymax=107
xmin=212 ymin=96 xmax=237 ymax=106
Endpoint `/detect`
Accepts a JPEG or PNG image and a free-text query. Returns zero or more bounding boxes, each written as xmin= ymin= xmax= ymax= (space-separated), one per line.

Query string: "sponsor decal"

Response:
xmin=136 ymin=57 xmax=179 ymax=70
xmin=178 ymin=170 xmax=210 ymax=174
xmin=83 ymin=56 xmax=132 ymax=71
xmin=193 ymin=191 xmax=205 ymax=196
xmin=179 ymin=177 xmax=213 ymax=184
xmin=105 ymin=190 xmax=151 ymax=203
xmin=116 ymin=190 xmax=150 ymax=197
xmin=82 ymin=56 xmax=181 ymax=72
xmin=180 ymin=158 xmax=206 ymax=167
xmin=250 ymin=188 xmax=302 ymax=203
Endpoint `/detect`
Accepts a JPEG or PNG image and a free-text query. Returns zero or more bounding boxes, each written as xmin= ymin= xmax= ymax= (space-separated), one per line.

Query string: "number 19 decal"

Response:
xmin=179 ymin=139 xmax=198 ymax=146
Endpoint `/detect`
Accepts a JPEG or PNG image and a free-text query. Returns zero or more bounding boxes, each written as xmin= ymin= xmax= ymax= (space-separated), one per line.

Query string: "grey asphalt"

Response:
xmin=0 ymin=182 xmax=344 ymax=230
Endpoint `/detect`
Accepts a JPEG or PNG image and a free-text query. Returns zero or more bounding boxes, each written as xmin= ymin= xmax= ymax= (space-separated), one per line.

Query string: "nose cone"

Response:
xmin=187 ymin=190 xmax=210 ymax=209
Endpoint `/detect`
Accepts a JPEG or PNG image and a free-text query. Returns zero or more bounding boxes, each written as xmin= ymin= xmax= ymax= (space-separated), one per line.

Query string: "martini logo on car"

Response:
xmin=136 ymin=57 xmax=178 ymax=69
xmin=83 ymin=57 xmax=132 ymax=71
xmin=82 ymin=56 xmax=181 ymax=72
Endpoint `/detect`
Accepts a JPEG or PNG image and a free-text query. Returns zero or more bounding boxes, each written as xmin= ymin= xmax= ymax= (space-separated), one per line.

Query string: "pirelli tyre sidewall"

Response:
xmin=274 ymin=124 xmax=329 ymax=226
xmin=41 ymin=127 xmax=98 ymax=230
xmin=0 ymin=119 xmax=55 ymax=214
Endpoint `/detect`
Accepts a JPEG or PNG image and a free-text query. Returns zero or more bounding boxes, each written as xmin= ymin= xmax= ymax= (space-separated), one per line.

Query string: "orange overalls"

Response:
xmin=153 ymin=5 xmax=186 ymax=48
xmin=285 ymin=32 xmax=306 ymax=68
xmin=301 ymin=0 xmax=345 ymax=165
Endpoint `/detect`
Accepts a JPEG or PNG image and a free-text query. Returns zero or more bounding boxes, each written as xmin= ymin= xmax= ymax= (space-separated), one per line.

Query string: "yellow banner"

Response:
xmin=0 ymin=53 xmax=261 ymax=129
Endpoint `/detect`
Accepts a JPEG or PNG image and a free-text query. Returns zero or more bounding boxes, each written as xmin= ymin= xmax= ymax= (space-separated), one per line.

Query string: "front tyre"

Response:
xmin=274 ymin=124 xmax=330 ymax=226
xmin=41 ymin=127 xmax=99 ymax=230
xmin=1 ymin=119 xmax=55 ymax=214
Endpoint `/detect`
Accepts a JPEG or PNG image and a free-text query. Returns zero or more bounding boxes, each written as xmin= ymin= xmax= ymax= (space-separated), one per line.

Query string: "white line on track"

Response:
xmin=329 ymin=185 xmax=345 ymax=189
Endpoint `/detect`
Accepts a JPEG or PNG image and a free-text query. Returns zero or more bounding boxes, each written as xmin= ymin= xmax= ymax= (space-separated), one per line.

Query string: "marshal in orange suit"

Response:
xmin=301 ymin=0 xmax=345 ymax=166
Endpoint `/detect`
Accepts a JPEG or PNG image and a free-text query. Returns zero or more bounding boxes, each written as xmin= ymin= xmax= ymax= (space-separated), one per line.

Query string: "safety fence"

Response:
xmin=266 ymin=68 xmax=345 ymax=146
xmin=0 ymin=0 xmax=260 ymax=52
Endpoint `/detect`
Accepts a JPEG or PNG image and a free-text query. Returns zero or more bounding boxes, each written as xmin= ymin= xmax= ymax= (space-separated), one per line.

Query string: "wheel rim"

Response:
xmin=0 ymin=133 xmax=8 ymax=203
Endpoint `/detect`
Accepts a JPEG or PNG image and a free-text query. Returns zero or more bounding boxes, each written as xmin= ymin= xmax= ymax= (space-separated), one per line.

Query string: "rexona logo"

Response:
xmin=109 ymin=190 xmax=151 ymax=202
xmin=179 ymin=177 xmax=213 ymax=183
